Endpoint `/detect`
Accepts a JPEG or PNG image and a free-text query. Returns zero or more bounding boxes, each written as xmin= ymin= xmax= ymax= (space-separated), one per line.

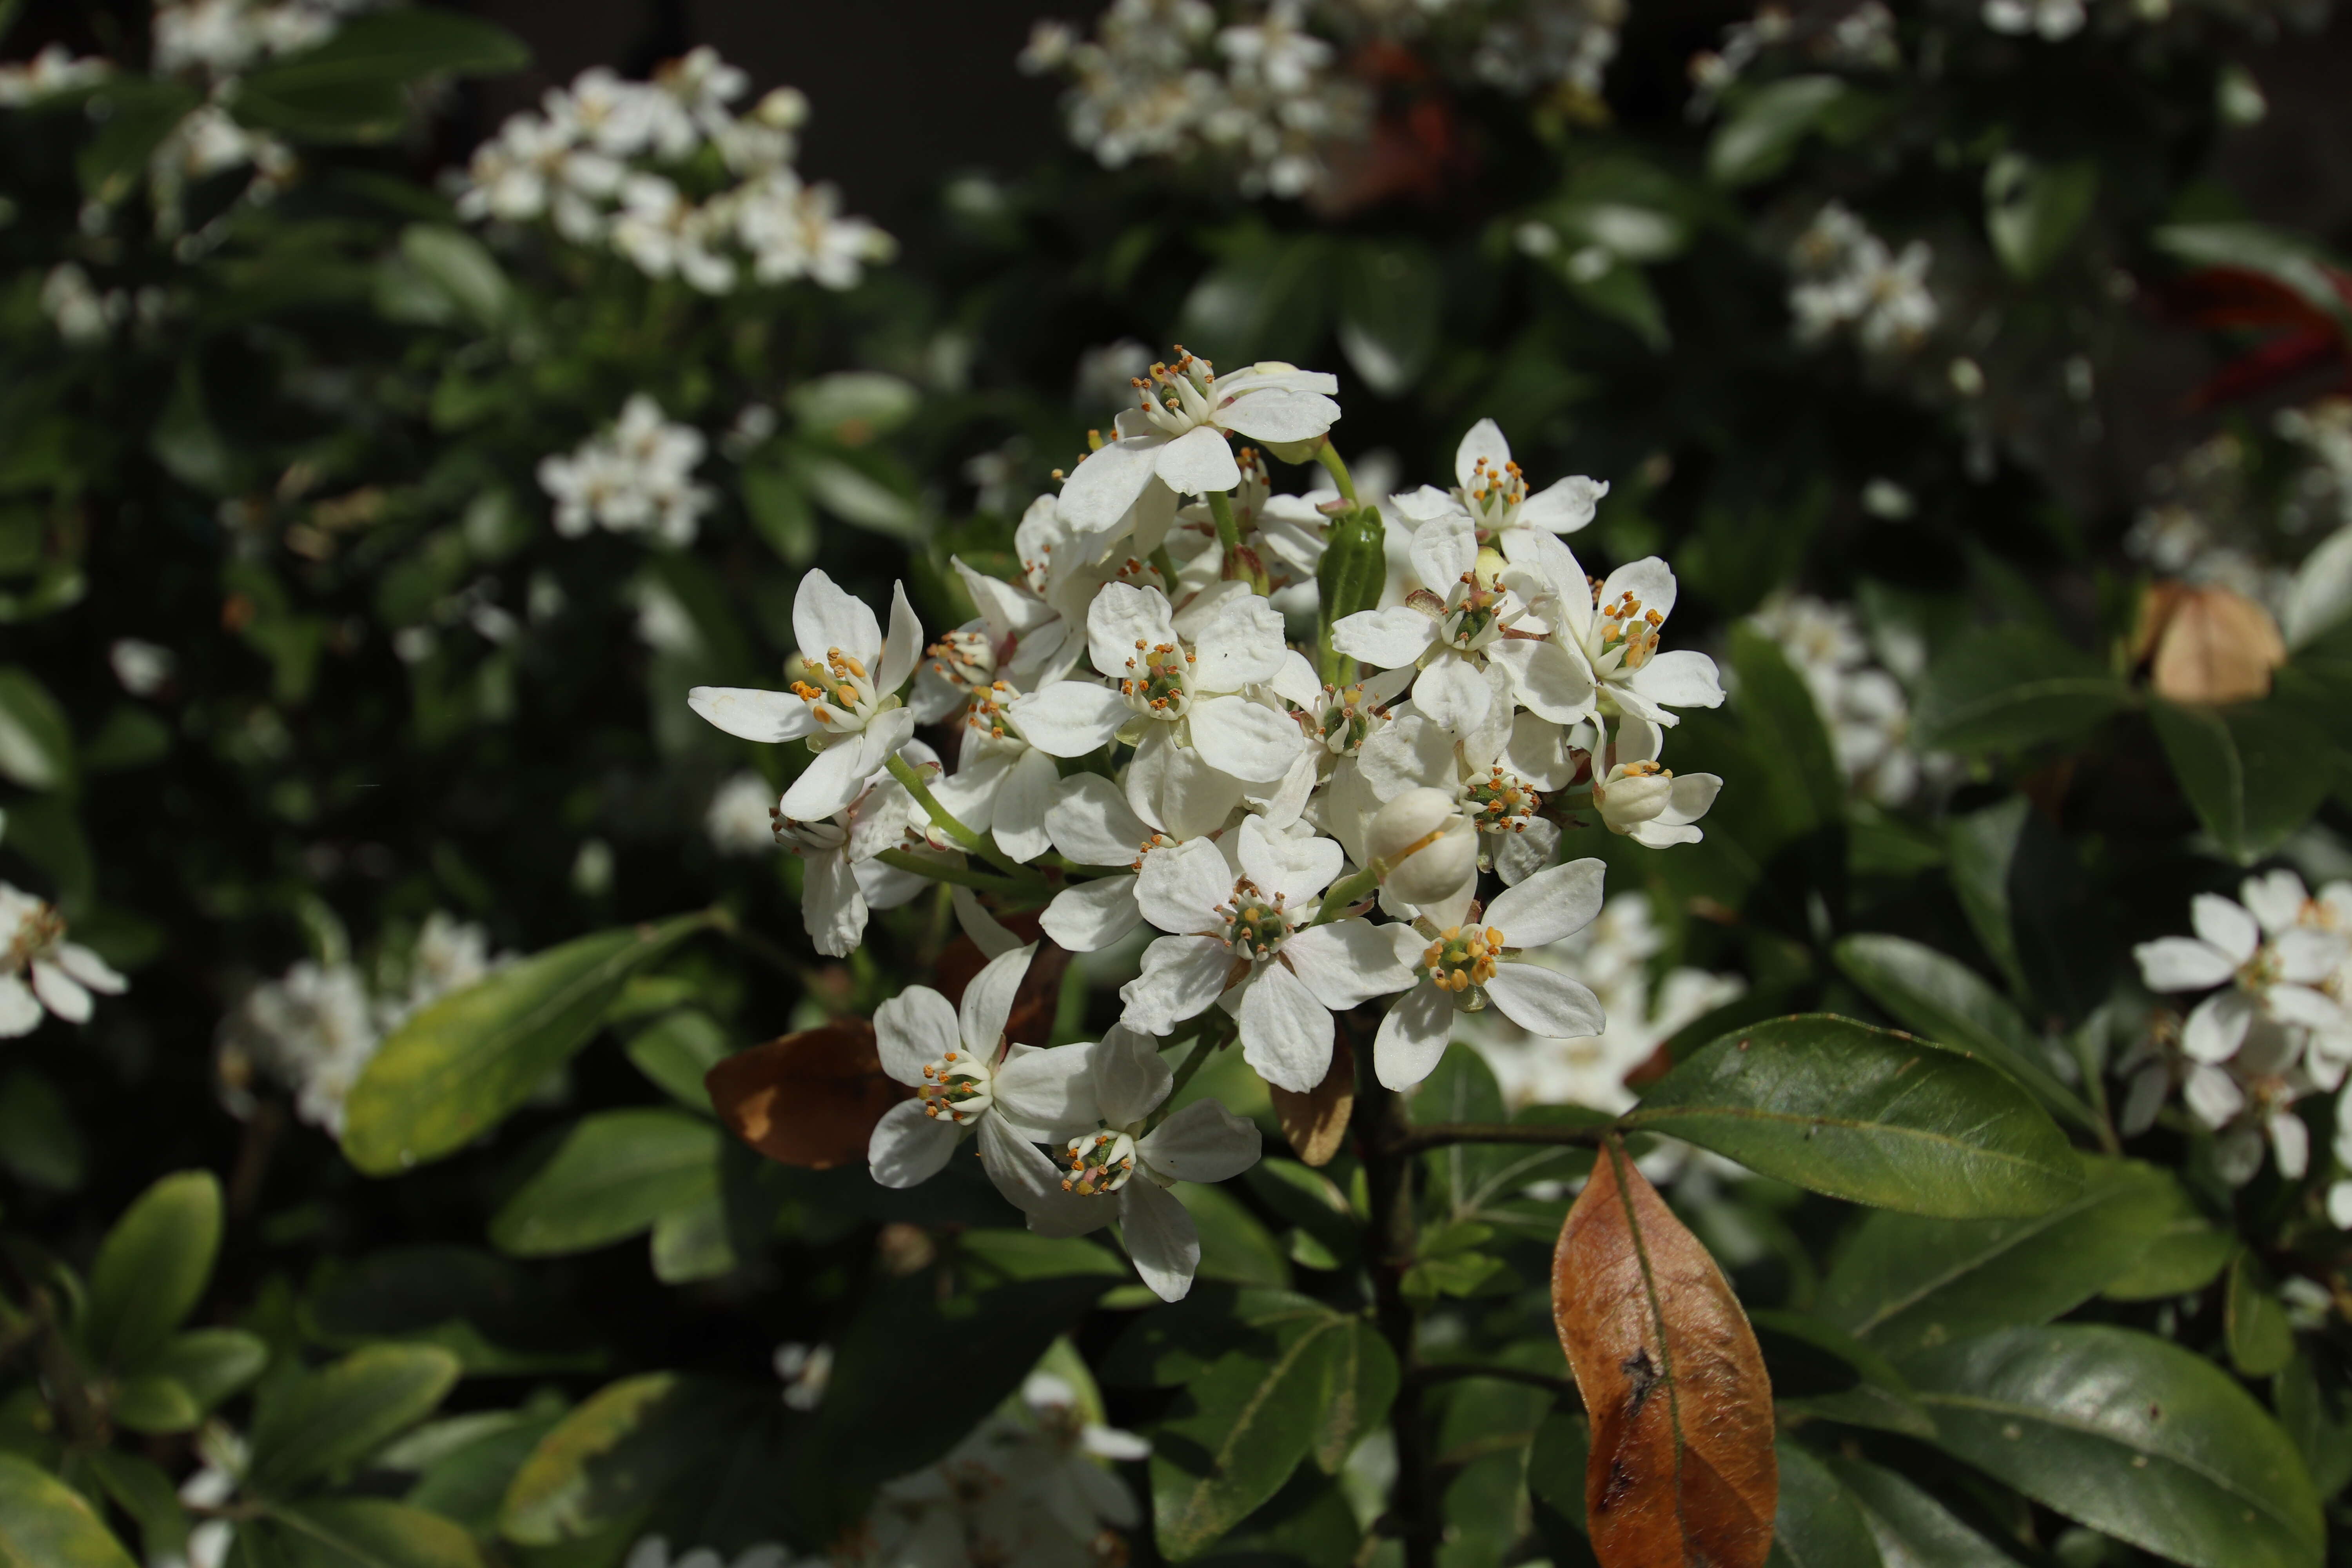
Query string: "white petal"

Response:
xmin=1120 ymin=1180 xmax=1202 ymax=1302
xmin=28 ymin=961 xmax=89 ymax=1023
xmin=1282 ymin=920 xmax=1413 ymax=1010
xmin=2191 ymin=895 xmax=2261 ymax=965
xmin=1411 ymin=655 xmax=1493 ymax=733
xmin=1269 ymin=649 xmax=1323 ymax=708
xmin=2182 ymin=990 xmax=2253 ymax=1064
xmin=1660 ymin=772 xmax=1722 ymax=827
xmin=779 ymin=742 xmax=869 ymax=821
xmin=688 ymin=686 xmax=815 ymax=742
xmin=1058 ymin=435 xmax=1165 ymax=534
xmin=1453 ymin=418 xmax=1510 ymax=493
xmin=1375 ymin=984 xmax=1454 ymax=1091
xmin=1041 ymin=875 xmax=1143 ymax=953
xmin=994 ymin=1043 xmax=1105 ymax=1140
xmin=2270 ymin=1112 xmax=2310 ymax=1180
xmin=1087 ymin=582 xmax=1181 ymax=682
xmin=1517 ymin=475 xmax=1606 ymax=534
xmin=1092 ymin=1024 xmax=1172 ymax=1127
xmin=994 ymin=748 xmax=1060 ymax=864
xmin=2272 ymin=928 xmax=2347 ymax=986
xmin=1215 ymin=387 xmax=1339 ymax=444
xmin=1484 ymin=964 xmax=1606 ymax=1038
xmin=1194 ymin=595 xmax=1288 ymax=690
xmin=876 ymin=985 xmax=961 ymax=1084
xmin=1489 ymin=638 xmax=1597 ymax=725
xmin=2183 ymin=1062 xmax=2245 ymax=1127
xmin=793 ymin=569 xmax=883 ymax=665
xmin=1410 ymin=513 xmax=1477 ymax=592
xmin=1485 ymin=857 xmax=1606 ymax=948
xmin=2134 ymin=936 xmax=2236 ymax=993
xmin=1136 ymin=838 xmax=1235 ymax=934
xmin=951 ymin=884 xmax=1023 ymax=958
xmin=1236 ymin=815 xmax=1342 ymax=906
xmin=976 ymin=1111 xmax=1077 ymax=1213
xmin=955 ymin=557 xmax=1054 ymax=641
xmin=1140 ymin=1098 xmax=1261 ymax=1184
xmin=1493 ymin=816 xmax=1559 ymax=886
xmin=868 ymin=1099 xmax=959 ymax=1187
xmin=2269 ymin=984 xmax=2347 ymax=1033
xmin=1628 ymin=648 xmax=1724 ymax=712
xmin=1238 ymin=963 xmax=1334 ymax=1094
xmin=961 ymin=942 xmax=1037 ymax=1053
xmin=1046 ymin=772 xmax=1154 ymax=864
xmin=1331 ymin=606 xmax=1437 ymax=670
xmin=1358 ymin=714 xmax=1454 ymax=802
xmin=1598 ymin=558 xmax=1678 ymax=626
xmin=0 ymin=976 xmax=41 ymax=1037
xmin=1120 ymin=935 xmax=1235 ymax=1036
xmin=1187 ymin=695 xmax=1306 ymax=784
xmin=1152 ymin=425 xmax=1243 ymax=497
xmin=1007 ymin=682 xmax=1131 ymax=758
xmin=803 ymin=850 xmax=868 ymax=957
xmin=1129 ymin=726 xmax=1246 ymax=840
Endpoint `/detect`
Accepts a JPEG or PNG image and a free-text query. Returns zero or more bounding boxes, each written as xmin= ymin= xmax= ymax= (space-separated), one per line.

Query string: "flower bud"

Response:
xmin=1368 ymin=787 xmax=1479 ymax=905
xmin=1594 ymin=763 xmax=1674 ymax=834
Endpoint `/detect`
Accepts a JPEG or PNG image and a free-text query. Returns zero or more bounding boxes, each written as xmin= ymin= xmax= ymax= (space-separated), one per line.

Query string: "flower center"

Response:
xmin=1120 ymin=639 xmax=1193 ymax=718
xmin=1422 ymin=925 xmax=1504 ymax=994
xmin=918 ymin=1050 xmax=993 ymax=1124
xmin=1440 ymin=577 xmax=1505 ymax=650
xmin=1132 ymin=350 xmax=1216 ymax=438
xmin=3 ymin=902 xmax=62 ymax=973
xmin=1459 ymin=456 xmax=1527 ymax=532
xmin=1596 ymin=588 xmax=1662 ymax=670
xmin=1314 ymin=682 xmax=1383 ymax=753
xmin=1219 ymin=880 xmax=1291 ymax=960
xmin=963 ymin=681 xmax=1018 ymax=742
xmin=1061 ymin=1127 xmax=1140 ymax=1195
xmin=788 ymin=644 xmax=879 ymax=732
xmin=926 ymin=629 xmax=995 ymax=694
xmin=1464 ymin=766 xmax=1542 ymax=834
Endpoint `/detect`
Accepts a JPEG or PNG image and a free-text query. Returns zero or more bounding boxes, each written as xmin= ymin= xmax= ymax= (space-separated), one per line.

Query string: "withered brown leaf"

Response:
xmin=1270 ymin=1033 xmax=1354 ymax=1167
xmin=1552 ymin=1139 xmax=1776 ymax=1568
xmin=706 ymin=1019 xmax=909 ymax=1170
xmin=2145 ymin=582 xmax=2286 ymax=705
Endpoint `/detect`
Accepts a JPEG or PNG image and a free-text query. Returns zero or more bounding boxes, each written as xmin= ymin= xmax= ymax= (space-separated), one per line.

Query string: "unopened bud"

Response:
xmin=1368 ymin=787 xmax=1479 ymax=905
xmin=1594 ymin=764 xmax=1673 ymax=835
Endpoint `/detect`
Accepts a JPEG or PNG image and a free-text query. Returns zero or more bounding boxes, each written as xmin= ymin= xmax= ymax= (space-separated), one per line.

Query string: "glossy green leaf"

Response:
xmin=1311 ymin=1318 xmax=1399 ymax=1474
xmin=1946 ymin=795 xmax=2112 ymax=1021
xmin=1821 ymin=1455 xmax=2019 ymax=1568
xmin=127 ymin=1328 xmax=269 ymax=1412
xmin=0 ymin=666 xmax=74 ymax=791
xmin=2100 ymin=1182 xmax=2232 ymax=1302
xmin=1906 ymin=1325 xmax=2323 ymax=1568
xmin=235 ymin=11 xmax=527 ymax=138
xmin=2226 ymin=1250 xmax=2295 ymax=1379
xmin=248 ymin=1345 xmax=462 ymax=1496
xmin=498 ymin=1374 xmax=753 ymax=1545
xmin=1817 ymin=1156 xmax=2176 ymax=1355
xmin=74 ymin=80 xmax=200 ymax=205
xmin=2273 ymin=1349 xmax=2352 ymax=1499
xmin=1912 ymin=628 xmax=2128 ymax=754
xmin=1620 ymin=1015 xmax=2081 ymax=1218
xmin=1768 ymin=1442 xmax=1882 ymax=1568
xmin=1526 ymin=1405 xmax=1601 ymax=1568
xmin=649 ymin=1187 xmax=737 ymax=1284
xmin=1749 ymin=1311 xmax=1934 ymax=1438
xmin=403 ymin=1412 xmax=564 ymax=1536
xmin=1176 ymin=234 xmax=1337 ymax=366
xmin=82 ymin=1169 xmax=221 ymax=1368
xmin=1337 ymin=241 xmax=1441 ymax=396
xmin=623 ymin=1009 xmax=733 ymax=1112
xmin=1176 ymin=1175 xmax=1291 ymax=1288
xmin=396 ymin=227 xmax=510 ymax=331
xmin=2149 ymin=698 xmax=2333 ymax=866
xmin=343 ymin=914 xmax=710 ymax=1174
xmin=1730 ymin=625 xmax=1844 ymax=831
xmin=1709 ymin=76 xmax=1848 ymax=185
xmin=489 ymin=1109 xmax=721 ymax=1257
xmin=267 ymin=1501 xmax=484 ymax=1568
xmin=109 ymin=1376 xmax=200 ymax=1435
xmin=85 ymin=1452 xmax=187 ymax=1568
xmin=1833 ymin=933 xmax=2092 ymax=1129
xmin=1985 ymin=155 xmax=2098 ymax=281
xmin=0 ymin=1453 xmax=140 ymax=1568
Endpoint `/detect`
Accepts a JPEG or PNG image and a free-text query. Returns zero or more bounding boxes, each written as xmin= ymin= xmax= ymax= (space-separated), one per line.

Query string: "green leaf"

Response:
xmin=1526 ymin=1405 xmax=1600 ymax=1568
xmin=1311 ymin=1318 xmax=1399 ymax=1474
xmin=1729 ymin=626 xmax=1844 ymax=832
xmin=248 ymin=1345 xmax=462 ymax=1497
xmin=622 ymin=1010 xmax=734 ymax=1112
xmin=1906 ymin=1325 xmax=2323 ymax=1568
xmin=268 ymin=1500 xmax=485 ymax=1568
xmin=2226 ymin=1250 xmax=2295 ymax=1379
xmin=342 ymin=914 xmax=710 ymax=1175
xmin=75 ymin=80 xmax=200 ymax=204
xmin=0 ymin=1069 xmax=85 ymax=1191
xmin=396 ymin=227 xmax=510 ymax=330
xmin=1176 ymin=233 xmax=1337 ymax=366
xmin=127 ymin=1329 xmax=269 ymax=1412
xmin=649 ymin=1188 xmax=738 ymax=1284
xmin=1985 ymin=154 xmax=2098 ymax=281
xmin=1946 ymin=795 xmax=2112 ymax=1020
xmin=1912 ymin=628 xmax=2129 ymax=754
xmin=2274 ymin=1349 xmax=2352 ymax=1499
xmin=234 ymin=11 xmax=527 ymax=139
xmin=1768 ymin=1442 xmax=1883 ymax=1568
xmin=499 ymin=1374 xmax=755 ymax=1545
xmin=1337 ymin=241 xmax=1442 ymax=396
xmin=402 ymin=1412 xmax=564 ymax=1536
xmin=1709 ymin=76 xmax=1849 ymax=185
xmin=1620 ymin=1015 xmax=2082 ymax=1218
xmin=1820 ymin=1455 xmax=2019 ymax=1567
xmin=0 ymin=1453 xmax=140 ymax=1568
xmin=1176 ymin=1178 xmax=1291 ymax=1288
xmin=82 ymin=1170 xmax=221 ymax=1368
xmin=109 ymin=1376 xmax=201 ymax=1435
xmin=1816 ymin=1156 xmax=2178 ymax=1356
xmin=490 ymin=1109 xmax=720 ymax=1257
xmin=0 ymin=666 xmax=74 ymax=791
xmin=2149 ymin=697 xmax=2332 ymax=866
xmin=787 ymin=372 xmax=921 ymax=439
xmin=85 ymin=1452 xmax=188 ymax=1568
xmin=306 ymin=1246 xmax=599 ymax=1375
xmin=1749 ymin=1311 xmax=1934 ymax=1439
xmin=2100 ymin=1178 xmax=2232 ymax=1301
xmin=1832 ymin=933 xmax=2094 ymax=1131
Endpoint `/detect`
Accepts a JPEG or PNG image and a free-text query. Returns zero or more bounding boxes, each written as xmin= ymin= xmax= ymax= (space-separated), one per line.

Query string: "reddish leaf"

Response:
xmin=706 ymin=1020 xmax=909 ymax=1170
xmin=1552 ymin=1139 xmax=1777 ymax=1568
xmin=1270 ymin=1034 xmax=1354 ymax=1167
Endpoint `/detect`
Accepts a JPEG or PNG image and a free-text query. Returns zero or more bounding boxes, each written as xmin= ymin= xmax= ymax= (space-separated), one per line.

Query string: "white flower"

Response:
xmin=1983 ymin=0 xmax=2087 ymax=40
xmin=1357 ymin=711 xmax=1572 ymax=887
xmin=1056 ymin=352 xmax=1340 ymax=538
xmin=1329 ymin=512 xmax=1595 ymax=735
xmin=704 ymin=771 xmax=779 ymax=856
xmin=1592 ymin=713 xmax=1720 ymax=848
xmin=1364 ymin=787 xmax=1479 ymax=908
xmin=0 ymin=884 xmax=127 ymax=1037
xmin=1014 ymin=1372 xmax=1151 ymax=1532
xmin=1387 ymin=420 xmax=1608 ymax=563
xmin=688 ymin=569 xmax=924 ymax=821
xmin=109 ymin=638 xmax=176 ymax=697
xmin=1545 ymin=552 xmax=1723 ymax=728
xmin=1009 ymin=583 xmax=1305 ymax=787
xmin=868 ymin=945 xmax=1105 ymax=1211
xmin=223 ymin=960 xmax=375 ymax=1133
xmin=773 ymin=1342 xmax=833 ymax=1411
xmin=536 ymin=396 xmax=713 ymax=544
xmin=1028 ymin=1026 xmax=1262 ymax=1300
xmin=2133 ymin=875 xmax=2349 ymax=1066
xmin=624 ymin=1538 xmax=796 ymax=1568
xmin=1035 ymin=774 xmax=1183 ymax=953
xmin=771 ymin=748 xmax=938 ymax=957
xmin=1374 ymin=860 xmax=1608 ymax=1090
xmin=933 ymin=681 xmax=1062 ymax=864
xmin=1119 ymin=818 xmax=1411 ymax=1093
xmin=1788 ymin=204 xmax=1939 ymax=356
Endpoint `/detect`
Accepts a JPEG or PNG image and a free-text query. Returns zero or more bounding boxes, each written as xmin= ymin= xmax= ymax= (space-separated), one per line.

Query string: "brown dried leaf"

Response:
xmin=1552 ymin=1140 xmax=1777 ymax=1568
xmin=2150 ymin=584 xmax=2286 ymax=705
xmin=706 ymin=1019 xmax=909 ymax=1169
xmin=1270 ymin=1034 xmax=1354 ymax=1167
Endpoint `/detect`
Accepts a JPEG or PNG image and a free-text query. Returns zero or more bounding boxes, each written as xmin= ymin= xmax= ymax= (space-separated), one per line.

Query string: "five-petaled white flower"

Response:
xmin=2134 ymin=873 xmax=2351 ymax=1067
xmin=868 ymin=945 xmax=1104 ymax=1210
xmin=1 ymin=882 xmax=126 ymax=1036
xmin=1544 ymin=552 xmax=1724 ymax=728
xmin=1373 ymin=859 xmax=1608 ymax=1090
xmin=688 ymin=569 xmax=923 ymax=821
xmin=1028 ymin=1026 xmax=1263 ymax=1301
xmin=1120 ymin=817 xmax=1411 ymax=1093
xmin=1387 ymin=419 xmax=1608 ymax=564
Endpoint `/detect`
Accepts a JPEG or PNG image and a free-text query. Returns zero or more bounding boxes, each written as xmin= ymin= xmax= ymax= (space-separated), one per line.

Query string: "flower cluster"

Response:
xmin=538 ymin=394 xmax=715 ymax=545
xmin=1745 ymin=593 xmax=1943 ymax=804
xmin=690 ymin=351 xmax=1726 ymax=1295
xmin=1786 ymin=201 xmax=1940 ymax=358
xmin=0 ymin=881 xmax=127 ymax=1037
xmin=1020 ymin=0 xmax=1624 ymax=203
xmin=452 ymin=48 xmax=891 ymax=294
xmin=220 ymin=913 xmax=505 ymax=1133
xmin=2130 ymin=871 xmax=2350 ymax=1189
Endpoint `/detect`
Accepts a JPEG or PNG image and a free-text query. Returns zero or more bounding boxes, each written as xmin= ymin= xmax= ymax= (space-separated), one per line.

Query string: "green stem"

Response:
xmin=885 ymin=753 xmax=1025 ymax=877
xmin=1355 ymin=1033 xmax=1436 ymax=1568
xmin=1314 ymin=439 xmax=1358 ymax=503
xmin=1206 ymin=488 xmax=1268 ymax=593
xmin=873 ymin=848 xmax=1030 ymax=897
xmin=1160 ymin=1027 xmax=1225 ymax=1107
xmin=1310 ymin=865 xmax=1381 ymax=926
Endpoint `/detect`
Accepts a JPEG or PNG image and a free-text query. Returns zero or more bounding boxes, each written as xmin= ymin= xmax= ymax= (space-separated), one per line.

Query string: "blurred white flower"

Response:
xmin=706 ymin=772 xmax=779 ymax=856
xmin=0 ymin=884 xmax=128 ymax=1037
xmin=537 ymin=395 xmax=714 ymax=545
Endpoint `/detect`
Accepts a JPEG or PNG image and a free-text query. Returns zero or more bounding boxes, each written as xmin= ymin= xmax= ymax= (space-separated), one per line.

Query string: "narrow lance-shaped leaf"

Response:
xmin=1552 ymin=1138 xmax=1777 ymax=1568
